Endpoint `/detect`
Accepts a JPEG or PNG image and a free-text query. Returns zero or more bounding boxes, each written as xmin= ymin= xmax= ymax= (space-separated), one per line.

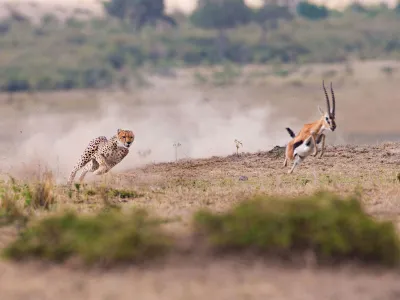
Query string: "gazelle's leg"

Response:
xmin=311 ymin=135 xmax=318 ymax=156
xmin=288 ymin=155 xmax=304 ymax=174
xmin=318 ymin=134 xmax=326 ymax=158
xmin=284 ymin=144 xmax=294 ymax=168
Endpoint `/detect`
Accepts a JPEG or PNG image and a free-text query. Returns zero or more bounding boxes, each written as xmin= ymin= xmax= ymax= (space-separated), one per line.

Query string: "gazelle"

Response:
xmin=283 ymin=80 xmax=337 ymax=174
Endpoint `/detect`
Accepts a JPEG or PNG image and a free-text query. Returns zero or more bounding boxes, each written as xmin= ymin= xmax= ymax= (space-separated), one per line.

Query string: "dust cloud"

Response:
xmin=0 ymin=85 xmax=300 ymax=184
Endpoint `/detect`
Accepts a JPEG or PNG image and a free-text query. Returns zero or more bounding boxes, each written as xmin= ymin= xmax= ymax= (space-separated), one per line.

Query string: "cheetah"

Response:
xmin=67 ymin=129 xmax=135 ymax=187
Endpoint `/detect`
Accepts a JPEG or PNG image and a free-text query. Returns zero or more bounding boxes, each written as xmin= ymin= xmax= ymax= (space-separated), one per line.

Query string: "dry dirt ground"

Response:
xmin=1 ymin=142 xmax=400 ymax=300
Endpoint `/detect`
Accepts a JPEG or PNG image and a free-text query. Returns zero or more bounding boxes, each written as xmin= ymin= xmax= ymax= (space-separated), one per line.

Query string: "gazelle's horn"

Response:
xmin=322 ymin=80 xmax=331 ymax=114
xmin=330 ymin=82 xmax=335 ymax=117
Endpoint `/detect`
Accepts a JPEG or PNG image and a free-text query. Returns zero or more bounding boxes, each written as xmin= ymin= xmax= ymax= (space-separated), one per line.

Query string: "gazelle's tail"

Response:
xmin=285 ymin=127 xmax=296 ymax=138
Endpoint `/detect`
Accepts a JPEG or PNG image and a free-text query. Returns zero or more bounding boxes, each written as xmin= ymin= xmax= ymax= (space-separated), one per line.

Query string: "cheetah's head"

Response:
xmin=117 ymin=129 xmax=135 ymax=149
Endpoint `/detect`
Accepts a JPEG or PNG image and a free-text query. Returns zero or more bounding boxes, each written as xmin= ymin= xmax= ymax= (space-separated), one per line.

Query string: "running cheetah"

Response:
xmin=67 ymin=129 xmax=135 ymax=186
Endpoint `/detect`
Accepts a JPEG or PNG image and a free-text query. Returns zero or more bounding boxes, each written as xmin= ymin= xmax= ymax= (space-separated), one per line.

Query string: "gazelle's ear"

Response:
xmin=318 ymin=105 xmax=325 ymax=116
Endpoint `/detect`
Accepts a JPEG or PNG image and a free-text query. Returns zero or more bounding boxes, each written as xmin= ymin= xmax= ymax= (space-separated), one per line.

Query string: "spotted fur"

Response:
xmin=67 ymin=129 xmax=135 ymax=186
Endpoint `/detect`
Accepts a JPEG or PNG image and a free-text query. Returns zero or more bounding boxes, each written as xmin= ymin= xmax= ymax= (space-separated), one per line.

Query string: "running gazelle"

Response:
xmin=283 ymin=80 xmax=337 ymax=174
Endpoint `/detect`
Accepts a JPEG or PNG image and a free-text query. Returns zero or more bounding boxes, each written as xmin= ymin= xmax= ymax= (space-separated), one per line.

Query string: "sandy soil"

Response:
xmin=1 ymin=258 xmax=400 ymax=300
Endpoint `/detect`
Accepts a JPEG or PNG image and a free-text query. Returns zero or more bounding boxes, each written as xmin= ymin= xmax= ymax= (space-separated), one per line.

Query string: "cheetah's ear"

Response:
xmin=117 ymin=128 xmax=122 ymax=134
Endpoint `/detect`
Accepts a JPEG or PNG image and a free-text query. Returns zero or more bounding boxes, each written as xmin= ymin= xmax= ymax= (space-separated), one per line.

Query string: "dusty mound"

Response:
xmin=133 ymin=142 xmax=400 ymax=179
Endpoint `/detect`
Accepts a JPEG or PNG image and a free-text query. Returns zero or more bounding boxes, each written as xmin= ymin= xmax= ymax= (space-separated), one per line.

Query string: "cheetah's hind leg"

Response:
xmin=78 ymin=160 xmax=100 ymax=183
xmin=67 ymin=136 xmax=108 ymax=187
xmin=67 ymin=159 xmax=90 ymax=187
xmin=92 ymin=164 xmax=110 ymax=176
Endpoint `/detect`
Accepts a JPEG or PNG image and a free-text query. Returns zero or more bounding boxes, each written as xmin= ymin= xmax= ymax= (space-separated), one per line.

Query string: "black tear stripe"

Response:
xmin=293 ymin=140 xmax=303 ymax=150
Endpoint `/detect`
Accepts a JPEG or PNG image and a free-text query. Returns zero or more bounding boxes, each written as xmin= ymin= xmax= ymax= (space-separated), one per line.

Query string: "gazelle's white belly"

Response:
xmin=294 ymin=136 xmax=315 ymax=157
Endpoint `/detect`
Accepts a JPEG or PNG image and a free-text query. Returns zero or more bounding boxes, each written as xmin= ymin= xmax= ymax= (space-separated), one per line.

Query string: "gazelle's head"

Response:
xmin=318 ymin=80 xmax=336 ymax=132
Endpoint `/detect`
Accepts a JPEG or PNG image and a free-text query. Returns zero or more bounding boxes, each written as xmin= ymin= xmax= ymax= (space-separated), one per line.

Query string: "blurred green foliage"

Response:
xmin=0 ymin=0 xmax=398 ymax=92
xmin=193 ymin=191 xmax=400 ymax=266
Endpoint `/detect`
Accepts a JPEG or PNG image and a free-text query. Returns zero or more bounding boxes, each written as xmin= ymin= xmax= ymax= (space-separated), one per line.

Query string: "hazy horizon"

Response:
xmin=0 ymin=0 xmax=397 ymax=14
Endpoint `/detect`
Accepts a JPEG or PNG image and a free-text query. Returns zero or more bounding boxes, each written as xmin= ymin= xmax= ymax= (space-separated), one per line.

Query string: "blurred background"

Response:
xmin=0 ymin=0 xmax=399 ymax=181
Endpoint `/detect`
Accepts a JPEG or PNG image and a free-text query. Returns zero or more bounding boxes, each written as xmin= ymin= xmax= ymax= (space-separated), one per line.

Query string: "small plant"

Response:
xmin=72 ymin=182 xmax=82 ymax=202
xmin=234 ymin=139 xmax=243 ymax=155
xmin=3 ymin=208 xmax=173 ymax=266
xmin=108 ymin=188 xmax=144 ymax=199
xmin=84 ymin=189 xmax=96 ymax=196
xmin=193 ymin=191 xmax=400 ymax=266
xmin=173 ymin=142 xmax=182 ymax=162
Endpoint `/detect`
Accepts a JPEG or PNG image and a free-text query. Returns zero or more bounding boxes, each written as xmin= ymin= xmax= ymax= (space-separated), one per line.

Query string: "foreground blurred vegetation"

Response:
xmin=2 ymin=182 xmax=400 ymax=267
xmin=0 ymin=0 xmax=399 ymax=92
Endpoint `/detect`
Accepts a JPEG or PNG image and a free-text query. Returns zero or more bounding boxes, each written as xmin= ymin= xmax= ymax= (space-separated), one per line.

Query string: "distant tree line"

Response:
xmin=102 ymin=0 xmax=335 ymax=32
xmin=101 ymin=0 xmax=400 ymax=32
xmin=0 ymin=0 xmax=399 ymax=93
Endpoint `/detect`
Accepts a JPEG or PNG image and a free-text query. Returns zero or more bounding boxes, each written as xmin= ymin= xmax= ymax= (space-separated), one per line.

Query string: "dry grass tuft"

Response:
xmin=25 ymin=171 xmax=55 ymax=210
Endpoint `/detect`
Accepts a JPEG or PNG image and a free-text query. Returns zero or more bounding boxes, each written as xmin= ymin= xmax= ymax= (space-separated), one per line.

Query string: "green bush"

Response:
xmin=3 ymin=208 xmax=172 ymax=266
xmin=108 ymin=188 xmax=144 ymax=199
xmin=193 ymin=191 xmax=400 ymax=266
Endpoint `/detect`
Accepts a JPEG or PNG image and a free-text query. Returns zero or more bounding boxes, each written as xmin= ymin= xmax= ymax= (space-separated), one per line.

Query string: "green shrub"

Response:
xmin=108 ymin=188 xmax=144 ymax=199
xmin=193 ymin=191 xmax=400 ymax=266
xmin=3 ymin=208 xmax=172 ymax=266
